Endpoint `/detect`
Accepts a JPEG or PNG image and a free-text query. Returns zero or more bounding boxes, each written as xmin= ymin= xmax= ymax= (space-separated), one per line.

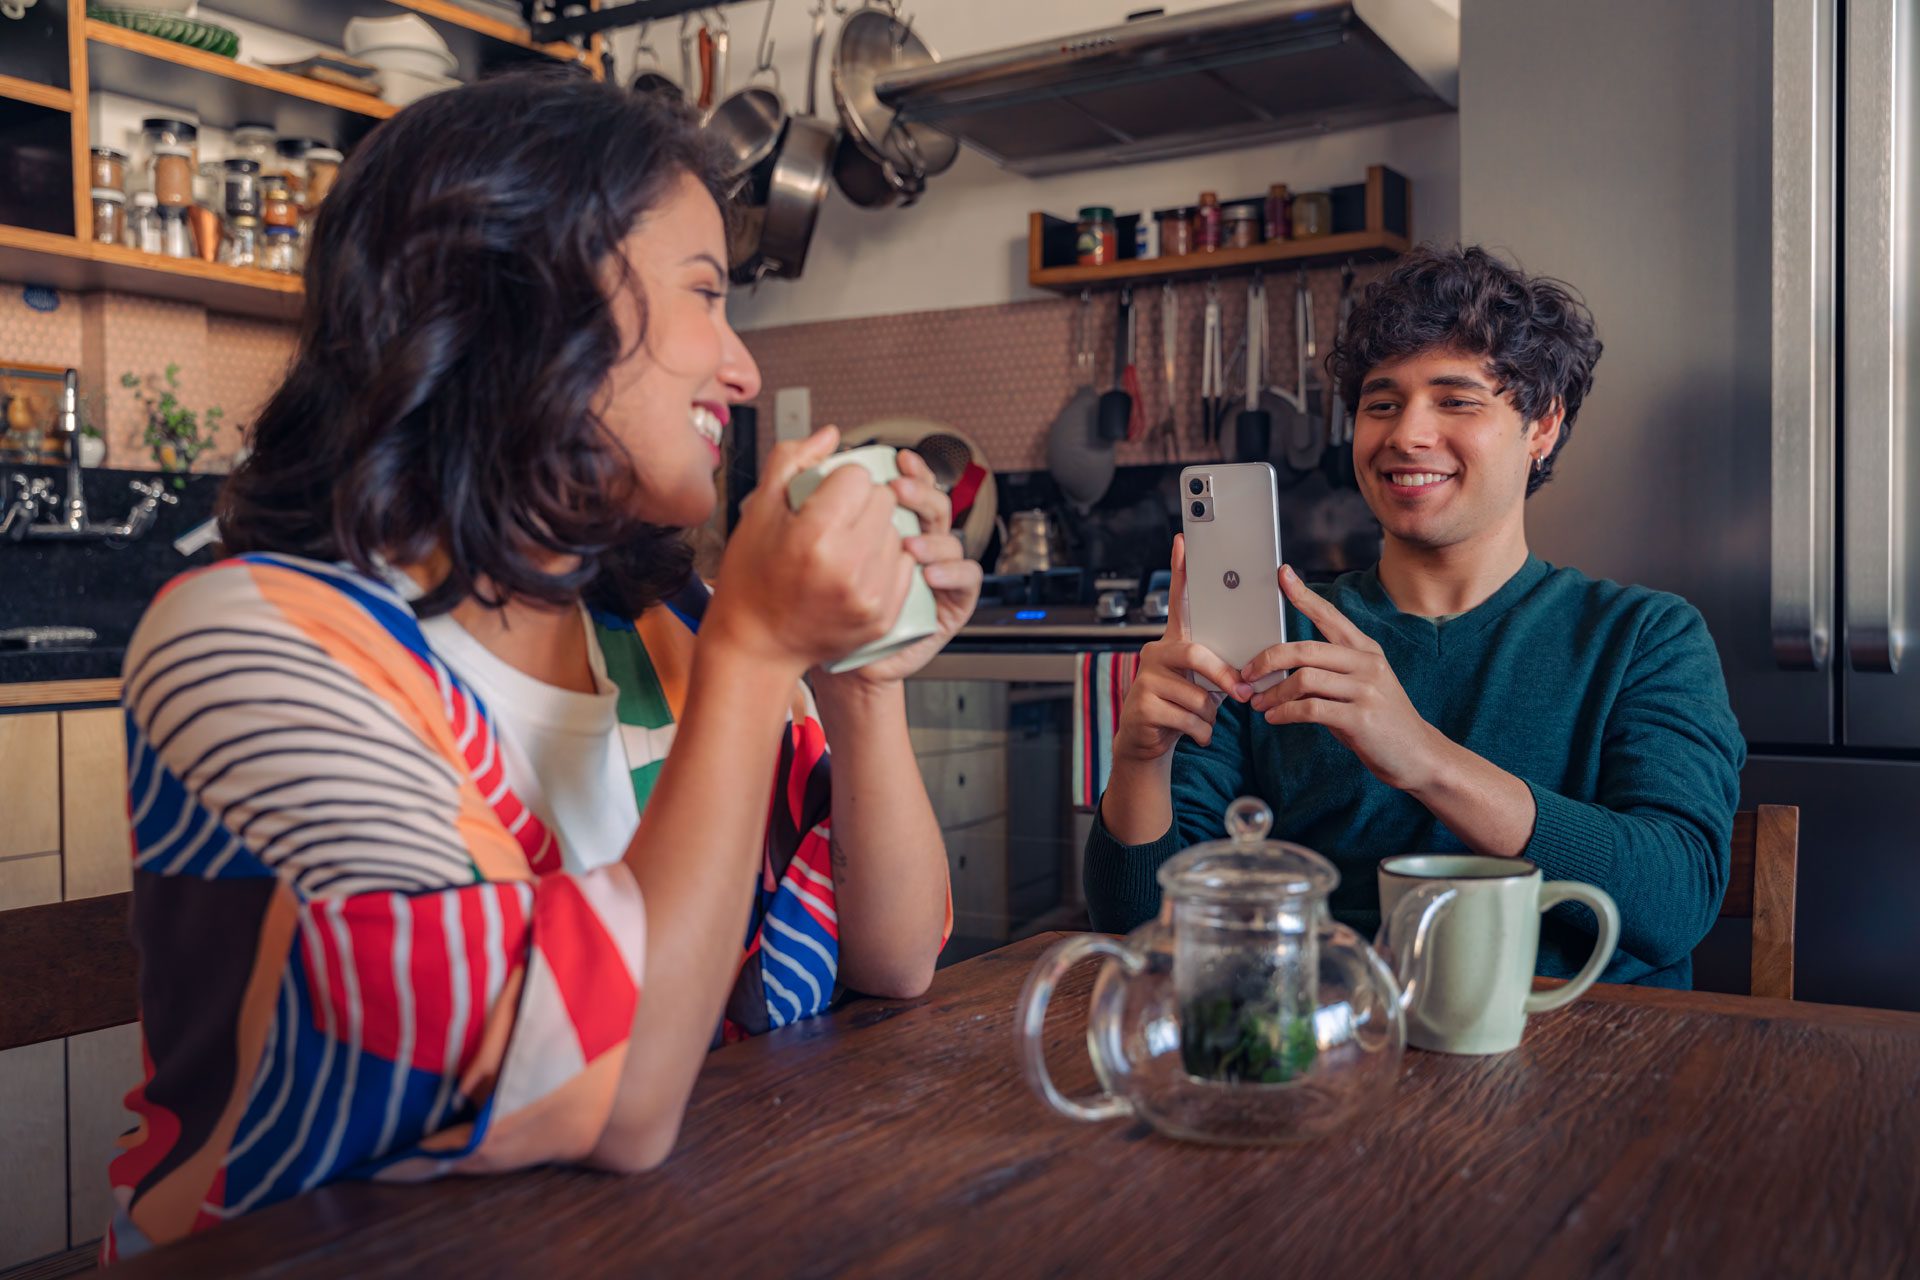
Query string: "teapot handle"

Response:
xmin=1015 ymin=933 xmax=1142 ymax=1123
xmin=1376 ymin=883 xmax=1457 ymax=1019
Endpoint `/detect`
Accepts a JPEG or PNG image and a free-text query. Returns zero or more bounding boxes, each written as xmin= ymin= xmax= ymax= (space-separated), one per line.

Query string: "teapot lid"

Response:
xmin=1155 ymin=796 xmax=1339 ymax=903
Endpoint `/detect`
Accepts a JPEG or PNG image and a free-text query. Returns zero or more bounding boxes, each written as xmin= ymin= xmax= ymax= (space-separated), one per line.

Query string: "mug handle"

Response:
xmin=1523 ymin=882 xmax=1622 ymax=1013
xmin=1014 ymin=933 xmax=1143 ymax=1123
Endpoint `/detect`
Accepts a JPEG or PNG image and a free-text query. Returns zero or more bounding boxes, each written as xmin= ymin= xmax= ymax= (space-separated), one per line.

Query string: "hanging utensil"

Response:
xmin=1123 ymin=287 xmax=1146 ymax=441
xmin=1235 ymin=273 xmax=1273 ymax=463
xmin=1154 ymin=280 xmax=1179 ymax=457
xmin=1201 ymin=279 xmax=1226 ymax=449
xmin=830 ymin=2 xmax=949 ymax=208
xmin=1284 ymin=268 xmax=1325 ymax=473
xmin=705 ymin=0 xmax=787 ymax=189
xmin=1097 ymin=287 xmax=1134 ymax=443
xmin=1323 ymin=262 xmax=1359 ymax=488
xmin=756 ymin=0 xmax=834 ymax=279
xmin=696 ymin=21 xmax=716 ymax=110
xmin=1047 ymin=289 xmax=1115 ymax=512
xmin=710 ymin=8 xmax=731 ymax=110
xmin=631 ymin=21 xmax=683 ymax=99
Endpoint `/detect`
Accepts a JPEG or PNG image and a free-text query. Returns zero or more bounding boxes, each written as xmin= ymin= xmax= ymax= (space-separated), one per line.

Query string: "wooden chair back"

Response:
xmin=0 ymin=891 xmax=138 ymax=1052
xmin=1720 ymin=806 xmax=1799 ymax=1000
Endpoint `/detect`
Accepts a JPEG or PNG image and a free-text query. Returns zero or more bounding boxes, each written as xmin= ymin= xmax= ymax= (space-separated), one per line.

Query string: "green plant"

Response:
xmin=123 ymin=365 xmax=223 ymax=488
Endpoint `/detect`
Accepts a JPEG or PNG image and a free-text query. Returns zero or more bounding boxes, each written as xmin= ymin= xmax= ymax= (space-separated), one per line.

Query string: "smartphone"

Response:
xmin=1179 ymin=462 xmax=1287 ymax=694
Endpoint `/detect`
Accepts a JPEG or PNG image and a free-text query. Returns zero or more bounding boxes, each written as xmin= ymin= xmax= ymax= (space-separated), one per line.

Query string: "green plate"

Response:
xmin=89 ymin=7 xmax=241 ymax=58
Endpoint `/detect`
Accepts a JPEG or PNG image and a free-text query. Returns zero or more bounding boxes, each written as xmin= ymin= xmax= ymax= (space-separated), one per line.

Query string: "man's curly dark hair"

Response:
xmin=1327 ymin=245 xmax=1603 ymax=496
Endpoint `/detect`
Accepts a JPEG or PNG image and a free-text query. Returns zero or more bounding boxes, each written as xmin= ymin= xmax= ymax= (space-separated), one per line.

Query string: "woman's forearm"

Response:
xmin=591 ymin=639 xmax=802 ymax=1172
xmin=812 ymin=677 xmax=949 ymax=999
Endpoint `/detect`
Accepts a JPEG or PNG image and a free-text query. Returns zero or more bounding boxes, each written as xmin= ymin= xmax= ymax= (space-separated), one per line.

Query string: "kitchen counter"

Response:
xmin=0 ymin=646 xmax=125 ymax=710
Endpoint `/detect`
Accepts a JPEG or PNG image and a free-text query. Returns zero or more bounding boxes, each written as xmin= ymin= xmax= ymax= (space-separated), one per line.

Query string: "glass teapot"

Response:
xmin=1016 ymin=798 xmax=1456 ymax=1144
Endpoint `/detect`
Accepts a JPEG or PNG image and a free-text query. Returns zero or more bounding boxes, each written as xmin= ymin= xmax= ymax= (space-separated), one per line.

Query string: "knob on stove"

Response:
xmin=1095 ymin=590 xmax=1130 ymax=622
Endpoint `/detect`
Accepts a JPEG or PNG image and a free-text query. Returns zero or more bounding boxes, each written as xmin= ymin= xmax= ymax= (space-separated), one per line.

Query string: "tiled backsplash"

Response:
xmin=743 ymin=263 xmax=1389 ymax=472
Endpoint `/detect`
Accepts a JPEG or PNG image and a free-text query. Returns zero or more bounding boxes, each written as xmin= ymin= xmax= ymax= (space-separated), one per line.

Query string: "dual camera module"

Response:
xmin=1186 ymin=473 xmax=1213 ymax=522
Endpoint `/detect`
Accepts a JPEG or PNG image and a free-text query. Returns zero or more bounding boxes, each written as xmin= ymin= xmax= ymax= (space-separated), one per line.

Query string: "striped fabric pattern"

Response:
xmin=106 ymin=554 xmax=646 ymax=1261
xmin=1071 ymin=651 xmax=1144 ymax=810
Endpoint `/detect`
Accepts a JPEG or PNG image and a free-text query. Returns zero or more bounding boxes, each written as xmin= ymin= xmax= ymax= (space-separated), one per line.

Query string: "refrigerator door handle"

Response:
xmin=1772 ymin=0 xmax=1835 ymax=672
xmin=1844 ymin=0 xmax=1909 ymax=674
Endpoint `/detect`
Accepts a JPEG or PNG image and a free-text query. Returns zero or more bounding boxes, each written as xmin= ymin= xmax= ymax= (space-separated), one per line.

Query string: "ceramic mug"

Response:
xmin=786 ymin=445 xmax=939 ymax=674
xmin=1377 ymin=855 xmax=1620 ymax=1055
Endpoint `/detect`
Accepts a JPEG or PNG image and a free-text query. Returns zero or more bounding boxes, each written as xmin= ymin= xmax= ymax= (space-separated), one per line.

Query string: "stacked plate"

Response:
xmin=343 ymin=14 xmax=462 ymax=106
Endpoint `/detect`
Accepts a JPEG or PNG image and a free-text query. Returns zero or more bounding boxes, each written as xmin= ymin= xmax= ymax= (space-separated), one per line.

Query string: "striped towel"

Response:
xmin=1072 ymin=651 xmax=1144 ymax=810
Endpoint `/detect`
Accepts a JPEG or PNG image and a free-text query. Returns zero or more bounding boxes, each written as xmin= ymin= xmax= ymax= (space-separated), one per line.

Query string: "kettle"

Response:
xmin=994 ymin=509 xmax=1062 ymax=576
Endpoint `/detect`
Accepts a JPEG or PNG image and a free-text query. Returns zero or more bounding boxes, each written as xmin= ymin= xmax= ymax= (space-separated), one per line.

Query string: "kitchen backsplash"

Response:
xmin=743 ymin=262 xmax=1389 ymax=473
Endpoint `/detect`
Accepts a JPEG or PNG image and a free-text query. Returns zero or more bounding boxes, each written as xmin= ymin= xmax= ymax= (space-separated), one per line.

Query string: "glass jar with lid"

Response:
xmin=1291 ymin=190 xmax=1332 ymax=239
xmin=160 ymin=205 xmax=192 ymax=259
xmin=1155 ymin=207 xmax=1195 ymax=258
xmin=223 ymin=158 xmax=261 ymax=221
xmin=1195 ymin=190 xmax=1223 ymax=252
xmin=91 ymin=188 xmax=126 ymax=245
xmin=141 ymin=117 xmax=198 ymax=208
xmin=128 ymin=191 xmax=161 ymax=255
xmin=276 ymin=138 xmax=326 ymax=212
xmin=261 ymin=178 xmax=298 ymax=233
xmin=262 ymin=225 xmax=300 ymax=275
xmin=222 ymin=215 xmax=262 ymax=269
xmin=89 ymin=147 xmax=127 ymax=193
xmin=230 ymin=123 xmax=276 ymax=172
xmin=1075 ymin=206 xmax=1117 ymax=267
xmin=1223 ymin=201 xmax=1262 ymax=250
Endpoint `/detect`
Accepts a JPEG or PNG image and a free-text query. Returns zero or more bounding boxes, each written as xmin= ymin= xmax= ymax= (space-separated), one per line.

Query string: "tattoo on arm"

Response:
xmin=830 ymin=824 xmax=849 ymax=883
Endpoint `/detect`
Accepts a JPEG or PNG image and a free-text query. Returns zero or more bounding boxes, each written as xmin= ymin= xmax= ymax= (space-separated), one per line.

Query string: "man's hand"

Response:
xmin=1112 ymin=533 xmax=1251 ymax=765
xmin=1239 ymin=564 xmax=1447 ymax=793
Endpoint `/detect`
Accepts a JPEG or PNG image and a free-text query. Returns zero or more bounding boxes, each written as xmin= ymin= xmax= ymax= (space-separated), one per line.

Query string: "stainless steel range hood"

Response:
xmin=872 ymin=0 xmax=1457 ymax=176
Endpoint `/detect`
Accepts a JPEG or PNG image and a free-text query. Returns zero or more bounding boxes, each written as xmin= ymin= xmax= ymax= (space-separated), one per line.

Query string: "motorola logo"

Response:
xmin=1223 ymin=571 xmax=1240 ymax=589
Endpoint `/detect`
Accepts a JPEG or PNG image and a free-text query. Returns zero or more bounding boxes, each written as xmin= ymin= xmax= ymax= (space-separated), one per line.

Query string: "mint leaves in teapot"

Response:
xmin=1181 ymin=966 xmax=1319 ymax=1085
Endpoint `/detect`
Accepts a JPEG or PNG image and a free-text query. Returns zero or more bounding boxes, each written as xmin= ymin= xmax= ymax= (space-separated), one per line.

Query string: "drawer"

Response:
xmin=945 ymin=815 xmax=1008 ymax=942
xmin=919 ymin=744 xmax=1005 ymax=830
xmin=907 ymin=680 xmax=1008 ymax=754
xmin=0 ymin=712 xmax=59 ymax=859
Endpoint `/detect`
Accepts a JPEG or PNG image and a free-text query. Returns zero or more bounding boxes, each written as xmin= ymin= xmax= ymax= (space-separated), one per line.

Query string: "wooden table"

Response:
xmin=108 ymin=933 xmax=1920 ymax=1279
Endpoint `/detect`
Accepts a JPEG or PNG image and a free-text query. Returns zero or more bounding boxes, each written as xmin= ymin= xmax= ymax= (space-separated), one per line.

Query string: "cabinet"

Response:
xmin=0 ymin=706 xmax=138 ymax=1272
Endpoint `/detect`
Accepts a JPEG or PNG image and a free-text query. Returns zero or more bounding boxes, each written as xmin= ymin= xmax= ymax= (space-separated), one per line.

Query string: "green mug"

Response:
xmin=1377 ymin=855 xmax=1620 ymax=1055
xmin=786 ymin=445 xmax=940 ymax=674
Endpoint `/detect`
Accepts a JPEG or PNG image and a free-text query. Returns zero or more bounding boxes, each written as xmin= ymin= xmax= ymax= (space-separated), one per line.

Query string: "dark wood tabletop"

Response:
xmin=107 ymin=933 xmax=1920 ymax=1279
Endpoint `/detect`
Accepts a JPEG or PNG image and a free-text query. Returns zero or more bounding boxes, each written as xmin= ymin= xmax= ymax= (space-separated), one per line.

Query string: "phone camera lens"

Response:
xmin=1188 ymin=477 xmax=1204 ymax=496
xmin=1190 ymin=500 xmax=1205 ymax=518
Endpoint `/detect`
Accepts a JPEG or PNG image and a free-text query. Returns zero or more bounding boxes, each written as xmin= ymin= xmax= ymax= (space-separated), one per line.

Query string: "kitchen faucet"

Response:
xmin=1 ymin=368 xmax=178 ymax=544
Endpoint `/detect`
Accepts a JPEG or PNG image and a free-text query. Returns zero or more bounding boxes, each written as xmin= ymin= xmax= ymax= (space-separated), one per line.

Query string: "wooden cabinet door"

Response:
xmin=0 ymin=1041 xmax=67 ymax=1269
xmin=61 ymin=708 xmax=131 ymax=900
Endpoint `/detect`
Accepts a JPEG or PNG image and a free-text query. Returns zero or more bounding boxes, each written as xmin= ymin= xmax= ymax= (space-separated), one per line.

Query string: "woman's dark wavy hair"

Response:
xmin=219 ymin=69 xmax=728 ymax=616
xmin=1327 ymin=245 xmax=1603 ymax=496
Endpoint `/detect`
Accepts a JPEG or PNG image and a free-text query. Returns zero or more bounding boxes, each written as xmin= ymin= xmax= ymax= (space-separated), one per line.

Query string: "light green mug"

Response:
xmin=1377 ymin=855 xmax=1621 ymax=1055
xmin=786 ymin=445 xmax=940 ymax=674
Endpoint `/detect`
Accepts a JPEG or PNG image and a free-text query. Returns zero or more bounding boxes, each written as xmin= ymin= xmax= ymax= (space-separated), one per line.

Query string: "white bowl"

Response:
xmin=344 ymin=13 xmax=448 ymax=55
xmin=357 ymin=43 xmax=459 ymax=77
xmin=377 ymin=67 xmax=462 ymax=107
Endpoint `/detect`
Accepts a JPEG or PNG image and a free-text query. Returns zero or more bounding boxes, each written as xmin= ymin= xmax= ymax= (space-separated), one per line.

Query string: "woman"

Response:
xmin=105 ymin=71 xmax=975 ymax=1260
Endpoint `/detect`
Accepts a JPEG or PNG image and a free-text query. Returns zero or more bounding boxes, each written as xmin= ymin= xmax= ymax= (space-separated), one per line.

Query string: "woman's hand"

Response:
xmin=819 ymin=448 xmax=983 ymax=688
xmin=703 ymin=426 xmax=914 ymax=677
xmin=1111 ymin=534 xmax=1251 ymax=766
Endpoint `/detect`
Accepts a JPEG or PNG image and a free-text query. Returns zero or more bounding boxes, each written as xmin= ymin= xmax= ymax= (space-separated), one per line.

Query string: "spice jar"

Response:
xmin=1264 ymin=183 xmax=1291 ymax=241
xmin=90 ymin=147 xmax=127 ymax=193
xmin=223 ymin=158 xmax=261 ymax=220
xmin=1291 ymin=190 xmax=1332 ymax=239
xmin=129 ymin=191 xmax=161 ymax=255
xmin=1076 ymin=206 xmax=1118 ymax=267
xmin=222 ymin=215 xmax=261 ymax=269
xmin=193 ymin=159 xmax=223 ymax=211
xmin=1155 ymin=207 xmax=1195 ymax=258
xmin=141 ymin=117 xmax=198 ymax=206
xmin=90 ymin=188 xmax=125 ymax=245
xmin=277 ymin=138 xmax=327 ymax=210
xmin=261 ymin=178 xmax=298 ymax=233
xmin=1223 ymin=201 xmax=1262 ymax=250
xmin=231 ymin=123 xmax=275 ymax=171
xmin=306 ymin=147 xmax=342 ymax=208
xmin=262 ymin=225 xmax=299 ymax=275
xmin=1196 ymin=191 xmax=1223 ymax=252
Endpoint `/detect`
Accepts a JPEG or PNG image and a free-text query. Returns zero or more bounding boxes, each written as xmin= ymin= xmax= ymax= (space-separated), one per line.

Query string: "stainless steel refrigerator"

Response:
xmin=1460 ymin=0 xmax=1920 ymax=1009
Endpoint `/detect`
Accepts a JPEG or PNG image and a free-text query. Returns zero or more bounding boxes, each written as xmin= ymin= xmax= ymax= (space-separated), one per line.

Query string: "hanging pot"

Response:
xmin=705 ymin=0 xmax=787 ymax=190
xmin=830 ymin=2 xmax=953 ymax=207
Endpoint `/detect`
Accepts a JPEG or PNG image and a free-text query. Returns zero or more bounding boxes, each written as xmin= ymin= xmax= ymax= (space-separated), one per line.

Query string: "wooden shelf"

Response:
xmin=1028 ymin=163 xmax=1414 ymax=292
xmin=0 ymin=74 xmax=73 ymax=114
xmin=86 ymin=21 xmax=398 ymax=128
xmin=0 ymin=224 xmax=302 ymax=320
xmin=1028 ymin=227 xmax=1412 ymax=291
xmin=390 ymin=0 xmax=584 ymax=62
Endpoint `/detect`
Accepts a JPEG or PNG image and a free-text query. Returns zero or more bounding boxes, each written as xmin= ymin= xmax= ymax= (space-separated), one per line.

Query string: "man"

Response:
xmin=1089 ymin=246 xmax=1743 ymax=989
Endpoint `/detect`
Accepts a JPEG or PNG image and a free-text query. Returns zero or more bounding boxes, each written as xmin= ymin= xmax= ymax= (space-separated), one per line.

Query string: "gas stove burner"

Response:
xmin=0 ymin=625 xmax=97 ymax=650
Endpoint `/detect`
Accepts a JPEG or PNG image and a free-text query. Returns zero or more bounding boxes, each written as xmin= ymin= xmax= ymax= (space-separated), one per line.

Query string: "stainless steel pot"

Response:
xmin=830 ymin=3 xmax=954 ymax=208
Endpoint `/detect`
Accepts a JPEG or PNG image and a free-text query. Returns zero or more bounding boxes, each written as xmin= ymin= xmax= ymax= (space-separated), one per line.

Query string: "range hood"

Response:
xmin=872 ymin=0 xmax=1457 ymax=176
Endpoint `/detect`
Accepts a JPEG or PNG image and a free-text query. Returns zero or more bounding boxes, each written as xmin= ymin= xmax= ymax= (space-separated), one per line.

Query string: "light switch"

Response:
xmin=774 ymin=387 xmax=811 ymax=442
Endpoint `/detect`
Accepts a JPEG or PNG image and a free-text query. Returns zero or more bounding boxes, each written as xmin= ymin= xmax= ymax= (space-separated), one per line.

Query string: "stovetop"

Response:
xmin=959 ymin=604 xmax=1166 ymax=641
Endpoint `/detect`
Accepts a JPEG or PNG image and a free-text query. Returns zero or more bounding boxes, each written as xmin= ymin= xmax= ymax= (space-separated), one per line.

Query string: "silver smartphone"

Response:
xmin=1179 ymin=462 xmax=1287 ymax=694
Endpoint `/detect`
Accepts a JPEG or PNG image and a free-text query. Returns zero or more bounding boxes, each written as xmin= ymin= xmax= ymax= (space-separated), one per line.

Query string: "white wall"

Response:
xmin=604 ymin=0 xmax=1462 ymax=330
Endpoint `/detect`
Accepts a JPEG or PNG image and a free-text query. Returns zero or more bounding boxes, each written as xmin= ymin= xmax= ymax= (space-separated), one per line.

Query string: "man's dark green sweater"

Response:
xmin=1084 ymin=556 xmax=1746 ymax=988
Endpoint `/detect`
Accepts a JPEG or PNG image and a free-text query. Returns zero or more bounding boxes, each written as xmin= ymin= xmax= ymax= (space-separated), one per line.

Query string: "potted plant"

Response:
xmin=123 ymin=365 xmax=223 ymax=488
